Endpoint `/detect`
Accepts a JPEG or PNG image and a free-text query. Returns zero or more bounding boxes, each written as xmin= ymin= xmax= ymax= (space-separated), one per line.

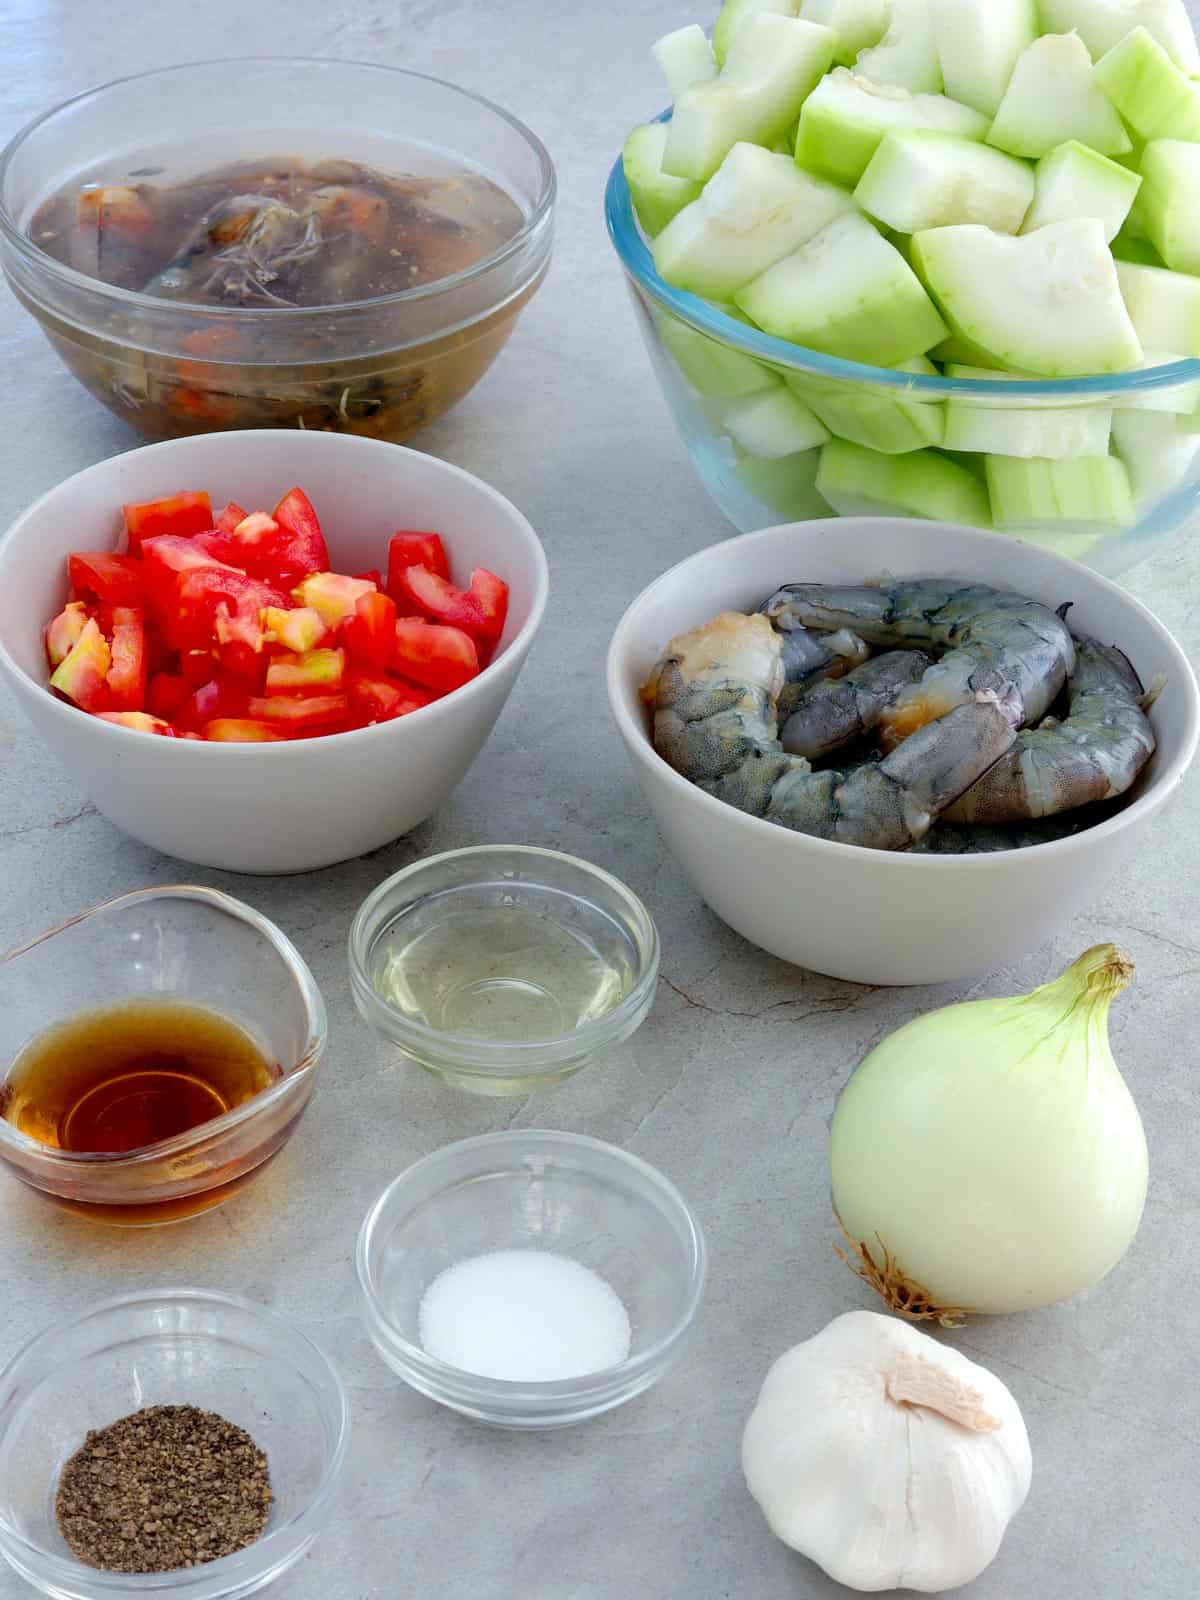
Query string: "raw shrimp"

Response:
xmin=780 ymin=650 xmax=931 ymax=760
xmin=761 ymin=581 xmax=1076 ymax=745
xmin=645 ymin=613 xmax=1015 ymax=851
xmin=943 ymin=636 xmax=1156 ymax=824
xmin=756 ymin=601 xmax=871 ymax=720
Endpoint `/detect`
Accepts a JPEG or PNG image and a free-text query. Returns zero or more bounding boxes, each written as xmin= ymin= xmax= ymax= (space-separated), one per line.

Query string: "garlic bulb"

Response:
xmin=742 ymin=1311 xmax=1031 ymax=1593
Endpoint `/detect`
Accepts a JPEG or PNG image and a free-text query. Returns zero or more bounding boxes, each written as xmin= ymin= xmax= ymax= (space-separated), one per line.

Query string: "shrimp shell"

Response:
xmin=943 ymin=636 xmax=1156 ymax=824
xmin=761 ymin=580 xmax=1076 ymax=743
xmin=645 ymin=613 xmax=1015 ymax=852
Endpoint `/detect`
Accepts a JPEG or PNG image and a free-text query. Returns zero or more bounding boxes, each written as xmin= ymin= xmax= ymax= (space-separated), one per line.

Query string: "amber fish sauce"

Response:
xmin=0 ymin=998 xmax=278 ymax=1155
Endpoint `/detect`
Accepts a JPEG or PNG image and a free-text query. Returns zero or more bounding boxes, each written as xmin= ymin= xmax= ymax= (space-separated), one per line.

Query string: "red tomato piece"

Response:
xmin=387 ymin=532 xmax=449 ymax=599
xmin=68 ymin=552 xmax=145 ymax=607
xmin=49 ymin=618 xmax=111 ymax=711
xmin=391 ymin=563 xmax=508 ymax=657
xmin=95 ymin=711 xmax=176 ymax=736
xmin=105 ymin=612 xmax=147 ymax=712
xmin=354 ymin=569 xmax=383 ymax=588
xmin=175 ymin=678 xmax=249 ymax=733
xmin=215 ymin=500 xmax=249 ymax=535
xmin=181 ymin=649 xmax=216 ymax=687
xmin=122 ymin=492 xmax=214 ymax=554
xmin=173 ymin=568 xmax=288 ymax=652
xmin=147 ymin=672 xmax=187 ymax=720
xmin=192 ymin=530 xmax=246 ymax=567
xmin=216 ymin=638 xmax=270 ymax=691
xmin=46 ymin=602 xmax=89 ymax=667
xmin=203 ymin=718 xmax=287 ymax=743
xmin=264 ymin=647 xmax=347 ymax=696
xmin=340 ymin=591 xmax=397 ymax=671
xmin=269 ymin=487 xmax=330 ymax=585
xmin=140 ymin=535 xmax=244 ymax=635
xmin=246 ymin=693 xmax=350 ymax=733
xmin=348 ymin=669 xmax=435 ymax=724
xmin=391 ymin=617 xmax=479 ymax=693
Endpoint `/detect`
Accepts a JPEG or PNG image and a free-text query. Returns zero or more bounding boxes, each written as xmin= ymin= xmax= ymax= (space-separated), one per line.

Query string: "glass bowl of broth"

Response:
xmin=0 ymin=886 xmax=326 ymax=1225
xmin=0 ymin=60 xmax=555 ymax=442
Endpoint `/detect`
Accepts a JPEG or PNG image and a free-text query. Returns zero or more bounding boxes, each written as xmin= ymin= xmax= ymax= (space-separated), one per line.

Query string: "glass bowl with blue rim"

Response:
xmin=605 ymin=112 xmax=1200 ymax=577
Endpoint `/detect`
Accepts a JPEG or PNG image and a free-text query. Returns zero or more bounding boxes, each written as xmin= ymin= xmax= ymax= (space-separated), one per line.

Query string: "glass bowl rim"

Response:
xmin=0 ymin=1286 xmax=351 ymax=1591
xmin=604 ymin=112 xmax=1200 ymax=400
xmin=0 ymin=55 xmax=557 ymax=323
xmin=0 ymin=884 xmax=327 ymax=1167
xmin=355 ymin=1127 xmax=708 ymax=1398
xmin=347 ymin=844 xmax=661 ymax=1074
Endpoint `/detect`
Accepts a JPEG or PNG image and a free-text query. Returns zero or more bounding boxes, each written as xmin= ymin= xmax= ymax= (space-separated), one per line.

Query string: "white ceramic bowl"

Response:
xmin=607 ymin=519 xmax=1199 ymax=986
xmin=0 ymin=430 xmax=548 ymax=873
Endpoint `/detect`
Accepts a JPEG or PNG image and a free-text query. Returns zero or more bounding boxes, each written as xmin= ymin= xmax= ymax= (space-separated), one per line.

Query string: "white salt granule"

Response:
xmin=418 ymin=1248 xmax=632 ymax=1382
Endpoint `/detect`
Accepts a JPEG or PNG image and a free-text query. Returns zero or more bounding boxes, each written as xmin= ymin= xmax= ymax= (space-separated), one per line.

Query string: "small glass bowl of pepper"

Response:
xmin=0 ymin=1288 xmax=349 ymax=1600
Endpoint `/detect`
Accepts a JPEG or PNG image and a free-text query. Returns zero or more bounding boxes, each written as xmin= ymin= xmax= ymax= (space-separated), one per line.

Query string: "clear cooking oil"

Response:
xmin=374 ymin=899 xmax=637 ymax=1044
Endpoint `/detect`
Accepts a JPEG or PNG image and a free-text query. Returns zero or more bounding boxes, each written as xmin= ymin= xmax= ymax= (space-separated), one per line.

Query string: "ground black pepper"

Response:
xmin=55 ymin=1404 xmax=271 ymax=1573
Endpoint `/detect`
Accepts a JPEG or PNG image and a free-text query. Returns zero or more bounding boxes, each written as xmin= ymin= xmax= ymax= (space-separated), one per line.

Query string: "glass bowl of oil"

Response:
xmin=348 ymin=846 xmax=660 ymax=1095
xmin=0 ymin=886 xmax=326 ymax=1225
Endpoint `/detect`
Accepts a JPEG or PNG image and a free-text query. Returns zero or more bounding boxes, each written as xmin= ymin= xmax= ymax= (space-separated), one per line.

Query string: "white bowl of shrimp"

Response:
xmin=606 ymin=519 xmax=1199 ymax=986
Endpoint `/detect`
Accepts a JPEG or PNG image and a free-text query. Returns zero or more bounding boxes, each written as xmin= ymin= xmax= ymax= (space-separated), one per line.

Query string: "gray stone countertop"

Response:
xmin=0 ymin=1 xmax=1197 ymax=1596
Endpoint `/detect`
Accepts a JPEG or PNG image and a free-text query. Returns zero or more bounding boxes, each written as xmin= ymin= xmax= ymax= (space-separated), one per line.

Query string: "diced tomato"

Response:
xmin=94 ymin=711 xmax=176 ymax=736
xmin=45 ymin=601 xmax=89 ymax=668
xmin=264 ymin=647 xmax=347 ymax=696
xmin=292 ymin=571 xmax=377 ymax=628
xmin=390 ymin=563 xmax=508 ymax=658
xmin=122 ymin=492 xmax=214 ymax=554
xmin=181 ymin=650 xmax=216 ymax=687
xmin=246 ymin=693 xmax=350 ymax=734
xmin=173 ymin=568 xmax=288 ymax=652
xmin=354 ymin=569 xmax=383 ymax=588
xmin=269 ymin=487 xmax=330 ymax=586
xmin=340 ymin=590 xmax=397 ymax=671
xmin=140 ymin=535 xmax=243 ymax=635
xmin=215 ymin=500 xmax=248 ymax=534
xmin=175 ymin=678 xmax=249 ymax=733
xmin=387 ymin=532 xmax=449 ymax=598
xmin=233 ymin=511 xmax=278 ymax=547
xmin=261 ymin=606 xmax=330 ymax=653
xmin=105 ymin=611 xmax=147 ymax=712
xmin=391 ymin=617 xmax=479 ymax=693
xmin=192 ymin=530 xmax=245 ymax=567
xmin=68 ymin=552 xmax=145 ymax=607
xmin=215 ymin=638 xmax=269 ymax=691
xmin=203 ymin=718 xmax=286 ymax=743
xmin=49 ymin=618 xmax=111 ymax=712
xmin=147 ymin=672 xmax=187 ymax=720
xmin=348 ymin=668 xmax=435 ymax=724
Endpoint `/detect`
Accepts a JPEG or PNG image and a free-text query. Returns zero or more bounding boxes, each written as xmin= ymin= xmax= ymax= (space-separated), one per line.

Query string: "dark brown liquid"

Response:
xmin=1 ymin=1000 xmax=278 ymax=1156
xmin=29 ymin=155 xmax=524 ymax=307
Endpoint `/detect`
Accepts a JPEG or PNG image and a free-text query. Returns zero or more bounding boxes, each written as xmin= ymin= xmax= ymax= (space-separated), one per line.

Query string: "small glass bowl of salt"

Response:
xmin=356 ymin=1129 xmax=707 ymax=1428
